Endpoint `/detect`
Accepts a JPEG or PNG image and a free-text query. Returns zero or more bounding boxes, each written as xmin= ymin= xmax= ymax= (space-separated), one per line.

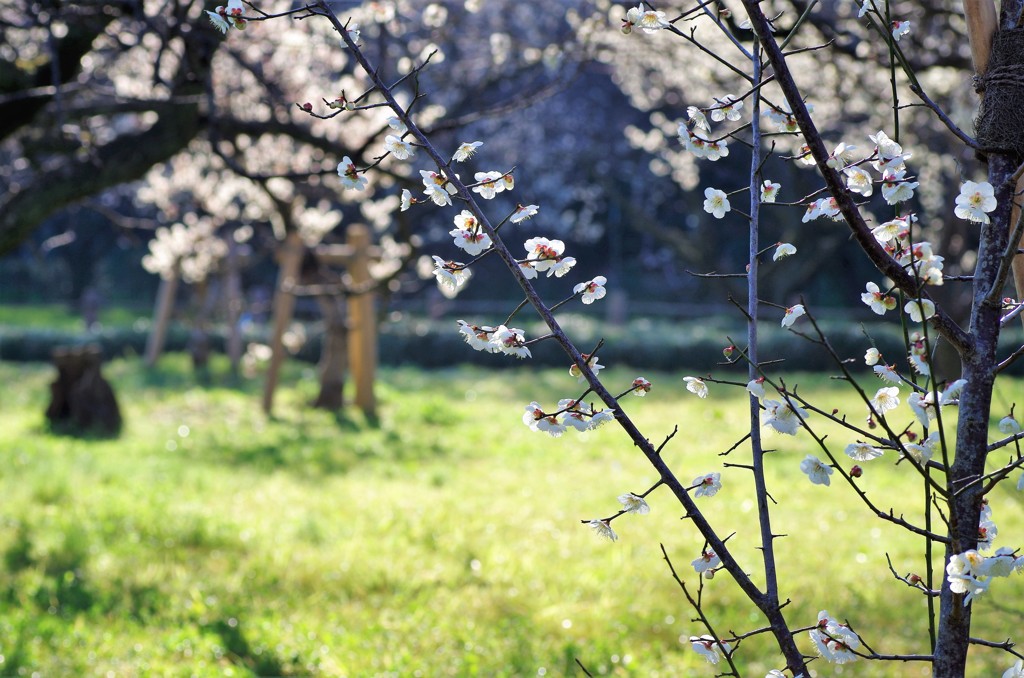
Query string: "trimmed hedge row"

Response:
xmin=5 ymin=316 xmax=1021 ymax=375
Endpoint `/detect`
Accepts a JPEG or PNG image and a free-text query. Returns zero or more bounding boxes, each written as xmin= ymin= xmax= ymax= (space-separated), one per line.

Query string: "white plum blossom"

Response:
xmin=449 ymin=211 xmax=491 ymax=255
xmin=491 ymin=325 xmax=531 ymax=359
xmin=881 ymin=169 xmax=919 ymax=205
xmin=905 ymin=298 xmax=936 ymax=322
xmin=421 ymin=170 xmax=458 ymax=206
xmin=588 ymin=409 xmax=615 ymax=430
xmin=510 ymin=204 xmax=539 ymax=223
xmin=908 ymin=391 xmax=937 ymax=428
xmin=710 ymin=94 xmax=743 ymax=121
xmin=891 ymin=20 xmax=911 ymax=40
xmin=801 ymin=455 xmax=833 ymax=486
xmin=337 ymin=156 xmax=367 ymax=190
xmin=523 ymin=237 xmax=562 ymax=270
xmin=861 ymin=282 xmax=897 ymax=315
xmin=618 ymin=493 xmax=651 ymax=514
xmin=1004 ymin=659 xmax=1024 ymax=678
xmin=955 ymin=181 xmax=997 ymax=224
xmin=998 ymin=415 xmax=1022 ymax=434
xmin=871 ymin=215 xmax=911 ymax=244
xmin=692 ymin=472 xmax=722 ymax=497
xmin=873 ymin=363 xmax=901 ymax=383
xmin=431 ymin=256 xmax=471 ymax=293
xmin=844 ymin=166 xmax=874 ymax=196
xmin=773 ymin=243 xmax=797 ymax=261
xmin=765 ymin=102 xmax=808 ymax=132
xmin=703 ymin=188 xmax=731 ymax=218
xmin=687 ymin=105 xmax=710 ymax=131
xmin=761 ymin=179 xmax=781 ymax=202
xmin=623 ymin=4 xmax=670 ymax=33
xmin=871 ymin=386 xmax=901 ymax=414
xmin=681 ymin=126 xmax=729 ymax=160
xmin=810 ymin=611 xmax=861 ymax=664
xmin=457 ymin=321 xmax=498 ymax=353
xmin=946 ymin=550 xmax=995 ymax=605
xmin=763 ymin=398 xmax=808 ymax=435
xmin=903 ymin=442 xmax=933 ymax=465
xmin=858 ymin=0 xmax=879 ymax=17
xmin=689 ymin=636 xmax=728 ymax=664
xmin=869 ymin=130 xmax=910 ymax=172
xmin=574 ymin=276 xmax=607 ymax=304
xmin=684 ymin=376 xmax=708 ymax=398
xmin=207 ymin=9 xmax=231 ymax=32
xmin=802 ymin=197 xmax=841 ymax=222
xmin=692 ymin=549 xmax=721 ymax=573
xmin=523 ymin=402 xmax=565 ymax=437
xmin=845 ymin=442 xmax=884 ymax=461
xmin=746 ymin=378 xmax=766 ymax=399
xmin=781 ymin=304 xmax=806 ymax=327
xmin=386 ymin=116 xmax=407 ymax=134
xmin=569 ymin=354 xmax=604 ymax=383
xmin=547 ymin=257 xmax=577 ymax=278
xmin=400 ymin=189 xmax=413 ymax=211
xmin=587 ymin=519 xmax=617 ymax=541
xmin=207 ymin=0 xmax=245 ymax=32
xmin=827 ymin=142 xmax=857 ymax=169
xmin=632 ymin=377 xmax=652 ymax=396
xmin=384 ymin=134 xmax=415 ymax=160
xmin=940 ymin=378 xmax=968 ymax=405
xmin=558 ymin=400 xmax=592 ymax=433
xmin=865 ymin=347 xmax=881 ymax=365
xmin=452 ymin=141 xmax=482 ymax=162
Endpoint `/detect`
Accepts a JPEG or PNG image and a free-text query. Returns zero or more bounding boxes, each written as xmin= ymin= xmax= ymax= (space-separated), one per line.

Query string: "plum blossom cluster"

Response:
xmin=523 ymin=398 xmax=615 ymax=437
xmin=799 ymin=131 xmax=918 ymax=227
xmin=456 ymin=321 xmax=531 ymax=359
xmin=520 ymin=237 xmax=576 ymax=279
xmin=945 ymin=545 xmax=1024 ymax=606
xmin=810 ymin=611 xmax=861 ymax=664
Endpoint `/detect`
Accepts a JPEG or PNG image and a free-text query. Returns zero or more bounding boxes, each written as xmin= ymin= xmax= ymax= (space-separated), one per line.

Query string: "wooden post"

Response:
xmin=145 ymin=265 xmax=179 ymax=367
xmin=225 ymin=239 xmax=244 ymax=375
xmin=262 ymin=230 xmax=304 ymax=415
xmin=346 ymin=224 xmax=377 ymax=418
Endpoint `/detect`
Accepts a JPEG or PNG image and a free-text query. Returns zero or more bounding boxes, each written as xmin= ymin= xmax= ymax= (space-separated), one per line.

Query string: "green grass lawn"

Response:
xmin=0 ymin=357 xmax=1022 ymax=676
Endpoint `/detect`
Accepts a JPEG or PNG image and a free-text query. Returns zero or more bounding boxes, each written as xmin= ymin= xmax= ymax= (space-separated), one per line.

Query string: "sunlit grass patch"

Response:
xmin=0 ymin=358 xmax=1020 ymax=675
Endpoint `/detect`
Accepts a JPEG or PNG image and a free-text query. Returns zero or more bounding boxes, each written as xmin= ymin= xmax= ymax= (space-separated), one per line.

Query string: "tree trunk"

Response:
xmin=313 ymin=295 xmax=347 ymax=411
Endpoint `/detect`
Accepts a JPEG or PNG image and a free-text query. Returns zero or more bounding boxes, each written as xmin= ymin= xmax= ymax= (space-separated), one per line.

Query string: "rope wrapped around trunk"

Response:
xmin=975 ymin=27 xmax=1024 ymax=162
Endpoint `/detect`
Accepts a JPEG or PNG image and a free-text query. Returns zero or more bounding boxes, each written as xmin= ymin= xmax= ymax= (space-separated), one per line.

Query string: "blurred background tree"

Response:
xmin=0 ymin=0 xmax=989 ymax=325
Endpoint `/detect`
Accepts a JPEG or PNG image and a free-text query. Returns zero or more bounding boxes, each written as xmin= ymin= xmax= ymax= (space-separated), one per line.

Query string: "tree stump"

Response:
xmin=46 ymin=345 xmax=122 ymax=436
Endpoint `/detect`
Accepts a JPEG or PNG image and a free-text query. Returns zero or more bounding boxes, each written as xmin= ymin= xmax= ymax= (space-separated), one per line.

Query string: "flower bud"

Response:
xmin=850 ymin=465 xmax=863 ymax=478
xmin=722 ymin=345 xmax=735 ymax=359
xmin=302 ymin=102 xmax=313 ymax=112
xmin=909 ymin=573 xmax=922 ymax=584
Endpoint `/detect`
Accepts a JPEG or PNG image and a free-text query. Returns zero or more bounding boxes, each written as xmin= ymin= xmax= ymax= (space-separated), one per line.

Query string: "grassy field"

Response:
xmin=0 ymin=356 xmax=1022 ymax=677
